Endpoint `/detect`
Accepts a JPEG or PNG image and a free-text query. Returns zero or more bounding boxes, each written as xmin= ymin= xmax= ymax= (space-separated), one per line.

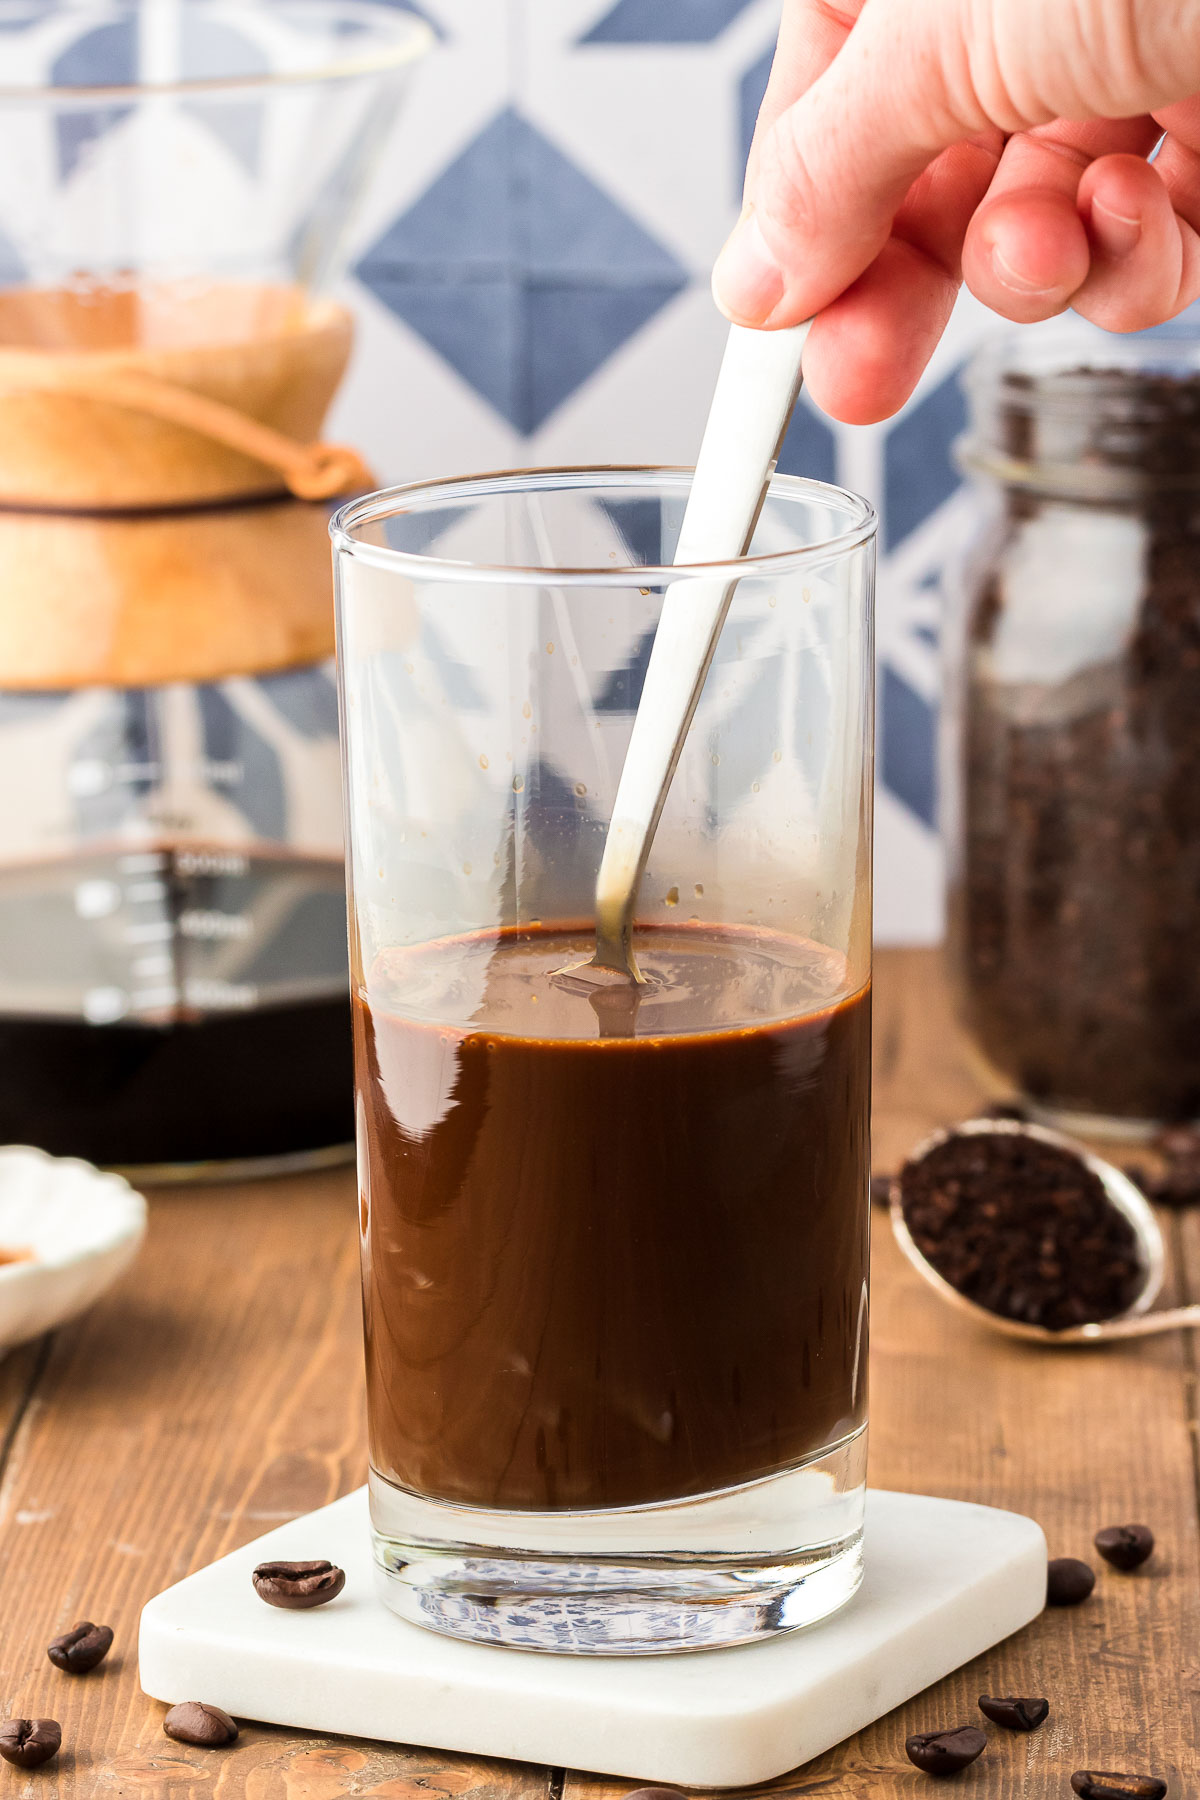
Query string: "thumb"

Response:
xmin=713 ymin=0 xmax=985 ymax=327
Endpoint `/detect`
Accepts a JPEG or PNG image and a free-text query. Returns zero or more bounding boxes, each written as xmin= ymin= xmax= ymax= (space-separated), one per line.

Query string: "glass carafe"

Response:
xmin=0 ymin=0 xmax=429 ymax=1175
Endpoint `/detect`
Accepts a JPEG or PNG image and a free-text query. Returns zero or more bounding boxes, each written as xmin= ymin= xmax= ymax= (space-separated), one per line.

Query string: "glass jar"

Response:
xmin=333 ymin=467 xmax=876 ymax=1653
xmin=947 ymin=325 xmax=1200 ymax=1135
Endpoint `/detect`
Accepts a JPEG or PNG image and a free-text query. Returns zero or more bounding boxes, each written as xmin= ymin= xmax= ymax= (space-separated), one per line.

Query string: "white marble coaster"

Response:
xmin=139 ymin=1488 xmax=1046 ymax=1789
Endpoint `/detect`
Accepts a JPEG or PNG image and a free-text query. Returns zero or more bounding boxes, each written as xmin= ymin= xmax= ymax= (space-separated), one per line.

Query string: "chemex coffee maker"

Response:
xmin=0 ymin=0 xmax=429 ymax=1176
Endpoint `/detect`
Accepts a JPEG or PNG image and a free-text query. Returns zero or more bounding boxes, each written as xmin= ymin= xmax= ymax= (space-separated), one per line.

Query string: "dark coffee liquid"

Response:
xmin=0 ymin=999 xmax=352 ymax=1167
xmin=356 ymin=922 xmax=870 ymax=1513
xmin=0 ymin=847 xmax=353 ymax=1167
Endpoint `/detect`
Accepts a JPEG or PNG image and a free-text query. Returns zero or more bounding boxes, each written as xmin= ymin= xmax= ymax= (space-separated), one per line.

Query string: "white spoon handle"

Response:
xmin=593 ymin=321 xmax=812 ymax=974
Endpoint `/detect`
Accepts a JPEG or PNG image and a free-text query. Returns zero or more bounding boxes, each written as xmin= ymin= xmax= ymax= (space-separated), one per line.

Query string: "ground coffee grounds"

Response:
xmin=899 ymin=1129 xmax=1143 ymax=1330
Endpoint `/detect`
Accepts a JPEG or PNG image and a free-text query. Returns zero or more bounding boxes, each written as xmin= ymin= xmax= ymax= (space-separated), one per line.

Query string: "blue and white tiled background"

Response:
xmin=329 ymin=0 xmax=1012 ymax=944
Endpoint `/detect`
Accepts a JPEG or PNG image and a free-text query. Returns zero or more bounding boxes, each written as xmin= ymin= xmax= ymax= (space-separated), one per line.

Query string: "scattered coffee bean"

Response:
xmin=48 ymin=1619 xmax=114 ymax=1673
xmin=1046 ymin=1557 xmax=1096 ymax=1605
xmin=905 ymin=1727 xmax=987 ymax=1776
xmin=1149 ymin=1126 xmax=1200 ymax=1207
xmin=870 ymin=1174 xmax=894 ymax=1207
xmin=977 ymin=1695 xmax=1049 ymax=1732
xmin=0 ymin=1718 xmax=62 ymax=1769
xmin=162 ymin=1702 xmax=238 ymax=1747
xmin=1094 ymin=1524 xmax=1154 ymax=1571
xmin=898 ymin=1130 xmax=1142 ymax=1331
xmin=251 ymin=1559 xmax=346 ymax=1610
xmin=1071 ymin=1773 xmax=1167 ymax=1800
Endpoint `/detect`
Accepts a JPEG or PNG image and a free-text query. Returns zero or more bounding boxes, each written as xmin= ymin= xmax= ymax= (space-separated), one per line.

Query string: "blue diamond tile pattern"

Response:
xmin=884 ymin=365 xmax=967 ymax=549
xmin=52 ymin=18 xmax=136 ymax=180
xmin=881 ymin=666 xmax=937 ymax=828
xmin=354 ymin=108 xmax=688 ymax=432
xmin=776 ymin=394 xmax=837 ymax=486
xmin=179 ymin=15 xmax=267 ymax=175
xmin=581 ymin=0 xmax=760 ymax=43
xmin=49 ymin=11 xmax=265 ymax=179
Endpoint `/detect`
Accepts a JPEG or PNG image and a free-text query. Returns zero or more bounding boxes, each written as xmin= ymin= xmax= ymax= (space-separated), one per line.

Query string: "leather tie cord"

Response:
xmin=0 ymin=362 xmax=373 ymax=503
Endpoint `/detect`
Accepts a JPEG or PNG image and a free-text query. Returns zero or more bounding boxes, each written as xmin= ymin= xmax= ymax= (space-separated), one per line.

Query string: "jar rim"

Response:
xmin=331 ymin=465 xmax=878 ymax=586
xmin=964 ymin=318 xmax=1200 ymax=397
xmin=958 ymin=318 xmax=1200 ymax=496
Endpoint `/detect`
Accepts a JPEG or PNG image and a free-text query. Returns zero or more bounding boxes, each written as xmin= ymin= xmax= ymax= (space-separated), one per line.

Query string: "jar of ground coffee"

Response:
xmin=947 ymin=326 xmax=1200 ymax=1134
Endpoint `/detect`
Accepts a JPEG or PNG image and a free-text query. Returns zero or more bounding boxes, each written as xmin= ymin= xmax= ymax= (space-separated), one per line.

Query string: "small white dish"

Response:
xmin=0 ymin=1145 xmax=146 ymax=1352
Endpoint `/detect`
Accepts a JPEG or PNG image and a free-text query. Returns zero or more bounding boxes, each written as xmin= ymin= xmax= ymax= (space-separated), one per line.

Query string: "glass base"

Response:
xmin=369 ymin=1427 xmax=867 ymax=1655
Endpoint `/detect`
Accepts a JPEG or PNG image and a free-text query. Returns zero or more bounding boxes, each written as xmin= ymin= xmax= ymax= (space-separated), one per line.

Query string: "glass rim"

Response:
xmin=330 ymin=465 xmax=878 ymax=587
xmin=0 ymin=0 xmax=433 ymax=104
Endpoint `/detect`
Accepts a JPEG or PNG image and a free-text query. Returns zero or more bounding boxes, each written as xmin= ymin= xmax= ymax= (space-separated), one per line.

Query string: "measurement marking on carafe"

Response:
xmin=175 ymin=849 xmax=249 ymax=877
xmin=117 ymin=852 xmax=168 ymax=875
xmin=179 ymin=910 xmax=251 ymax=941
xmin=124 ymin=921 xmax=173 ymax=944
xmin=185 ymin=979 xmax=257 ymax=1010
xmin=132 ymin=985 xmax=181 ymax=1011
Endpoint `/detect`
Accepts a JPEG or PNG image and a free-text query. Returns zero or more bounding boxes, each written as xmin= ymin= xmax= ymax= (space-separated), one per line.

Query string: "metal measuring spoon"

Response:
xmin=890 ymin=1117 xmax=1200 ymax=1344
xmin=555 ymin=319 xmax=811 ymax=995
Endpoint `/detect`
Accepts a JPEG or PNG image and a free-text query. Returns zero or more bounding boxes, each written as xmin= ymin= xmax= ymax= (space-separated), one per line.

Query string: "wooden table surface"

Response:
xmin=1 ymin=948 xmax=1197 ymax=1799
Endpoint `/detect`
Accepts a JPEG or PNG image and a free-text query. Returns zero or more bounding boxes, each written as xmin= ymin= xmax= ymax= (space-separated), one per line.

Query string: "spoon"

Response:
xmin=890 ymin=1117 xmax=1200 ymax=1345
xmin=556 ymin=319 xmax=811 ymax=994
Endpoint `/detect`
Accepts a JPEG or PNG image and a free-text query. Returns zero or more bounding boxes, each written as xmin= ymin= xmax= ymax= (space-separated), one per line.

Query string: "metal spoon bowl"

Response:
xmin=889 ymin=1116 xmax=1200 ymax=1345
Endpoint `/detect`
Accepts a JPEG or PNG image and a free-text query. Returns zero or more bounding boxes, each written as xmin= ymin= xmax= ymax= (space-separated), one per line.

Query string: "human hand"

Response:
xmin=714 ymin=0 xmax=1200 ymax=422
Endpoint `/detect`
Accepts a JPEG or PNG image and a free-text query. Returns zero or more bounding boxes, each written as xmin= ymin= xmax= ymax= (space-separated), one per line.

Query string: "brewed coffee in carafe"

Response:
xmin=0 ymin=0 xmax=430 ymax=1173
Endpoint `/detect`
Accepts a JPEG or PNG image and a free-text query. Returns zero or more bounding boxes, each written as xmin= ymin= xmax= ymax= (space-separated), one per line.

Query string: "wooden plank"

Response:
xmin=0 ymin=1168 xmax=551 ymax=1800
xmin=869 ymin=946 xmax=986 ymax=1174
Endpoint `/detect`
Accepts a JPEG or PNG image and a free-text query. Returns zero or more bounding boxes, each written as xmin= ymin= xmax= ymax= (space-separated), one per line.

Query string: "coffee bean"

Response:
xmin=1094 ymin=1524 xmax=1154 ymax=1571
xmin=905 ymin=1727 xmax=987 ymax=1776
xmin=870 ymin=1174 xmax=894 ymax=1206
xmin=162 ymin=1702 xmax=238 ymax=1747
xmin=1046 ymin=1557 xmax=1095 ymax=1605
xmin=1071 ymin=1773 xmax=1167 ymax=1800
xmin=252 ymin=1559 xmax=345 ymax=1610
xmin=622 ymin=1790 xmax=687 ymax=1800
xmin=48 ymin=1619 xmax=114 ymax=1673
xmin=978 ymin=1695 xmax=1049 ymax=1732
xmin=0 ymin=1718 xmax=61 ymax=1769
xmin=1148 ymin=1126 xmax=1200 ymax=1206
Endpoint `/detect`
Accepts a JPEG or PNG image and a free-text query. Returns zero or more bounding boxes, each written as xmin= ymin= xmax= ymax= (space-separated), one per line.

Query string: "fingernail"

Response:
xmin=989 ymin=244 xmax=1063 ymax=298
xmin=712 ymin=209 xmax=785 ymax=325
xmin=1089 ymin=195 xmax=1142 ymax=260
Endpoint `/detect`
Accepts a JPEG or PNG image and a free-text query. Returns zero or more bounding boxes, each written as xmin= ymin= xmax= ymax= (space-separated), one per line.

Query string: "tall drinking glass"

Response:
xmin=332 ymin=468 xmax=876 ymax=1654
